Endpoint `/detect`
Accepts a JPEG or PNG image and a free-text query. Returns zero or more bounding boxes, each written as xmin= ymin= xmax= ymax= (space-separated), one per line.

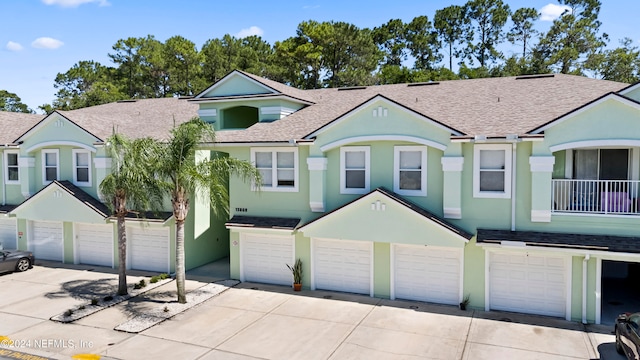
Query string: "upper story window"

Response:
xmin=251 ymin=147 xmax=298 ymax=192
xmin=473 ymin=144 xmax=512 ymax=199
xmin=4 ymin=151 xmax=19 ymax=184
xmin=340 ymin=146 xmax=370 ymax=194
xmin=73 ymin=149 xmax=91 ymax=187
xmin=42 ymin=149 xmax=59 ymax=185
xmin=394 ymin=146 xmax=427 ymax=196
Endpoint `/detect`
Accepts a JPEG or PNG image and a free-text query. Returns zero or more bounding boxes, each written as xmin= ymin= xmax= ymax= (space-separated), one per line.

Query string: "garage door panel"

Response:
xmin=394 ymin=245 xmax=461 ymax=305
xmin=0 ymin=219 xmax=17 ymax=249
xmin=128 ymin=226 xmax=169 ymax=273
xmin=76 ymin=224 xmax=113 ymax=267
xmin=30 ymin=221 xmax=63 ymax=261
xmin=243 ymin=235 xmax=292 ymax=286
xmin=490 ymin=252 xmax=567 ymax=318
xmin=314 ymin=239 xmax=371 ymax=295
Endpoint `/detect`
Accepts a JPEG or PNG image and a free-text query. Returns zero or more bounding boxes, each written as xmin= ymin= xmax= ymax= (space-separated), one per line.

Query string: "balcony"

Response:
xmin=552 ymin=179 xmax=640 ymax=215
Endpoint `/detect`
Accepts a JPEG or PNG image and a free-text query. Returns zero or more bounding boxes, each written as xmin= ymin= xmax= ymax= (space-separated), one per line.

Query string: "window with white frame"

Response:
xmin=4 ymin=151 xmax=19 ymax=184
xmin=394 ymin=146 xmax=427 ymax=196
xmin=73 ymin=149 xmax=91 ymax=186
xmin=251 ymin=148 xmax=298 ymax=191
xmin=42 ymin=149 xmax=59 ymax=184
xmin=340 ymin=146 xmax=370 ymax=194
xmin=473 ymin=144 xmax=512 ymax=198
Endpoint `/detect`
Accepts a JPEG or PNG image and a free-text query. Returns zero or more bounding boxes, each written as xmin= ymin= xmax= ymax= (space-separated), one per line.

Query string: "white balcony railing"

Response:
xmin=552 ymin=179 xmax=640 ymax=215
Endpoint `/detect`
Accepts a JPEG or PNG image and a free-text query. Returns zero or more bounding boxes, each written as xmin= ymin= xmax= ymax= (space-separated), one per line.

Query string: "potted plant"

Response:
xmin=286 ymin=258 xmax=303 ymax=291
xmin=459 ymin=294 xmax=470 ymax=311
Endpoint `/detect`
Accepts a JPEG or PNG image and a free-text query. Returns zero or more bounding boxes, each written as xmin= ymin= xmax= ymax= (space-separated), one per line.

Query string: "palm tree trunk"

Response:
xmin=173 ymin=193 xmax=189 ymax=304
xmin=175 ymin=218 xmax=186 ymax=303
xmin=117 ymin=215 xmax=127 ymax=295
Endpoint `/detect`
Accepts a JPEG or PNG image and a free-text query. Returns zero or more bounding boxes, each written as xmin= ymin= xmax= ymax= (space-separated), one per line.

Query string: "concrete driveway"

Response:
xmin=0 ymin=262 xmax=627 ymax=360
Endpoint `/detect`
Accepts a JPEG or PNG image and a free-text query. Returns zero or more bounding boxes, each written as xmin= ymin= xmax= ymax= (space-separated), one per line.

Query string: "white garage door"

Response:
xmin=30 ymin=221 xmax=63 ymax=261
xmin=394 ymin=245 xmax=461 ymax=305
xmin=242 ymin=234 xmax=293 ymax=286
xmin=76 ymin=223 xmax=113 ymax=267
xmin=489 ymin=252 xmax=567 ymax=318
xmin=128 ymin=226 xmax=169 ymax=273
xmin=0 ymin=218 xmax=17 ymax=249
xmin=314 ymin=238 xmax=371 ymax=295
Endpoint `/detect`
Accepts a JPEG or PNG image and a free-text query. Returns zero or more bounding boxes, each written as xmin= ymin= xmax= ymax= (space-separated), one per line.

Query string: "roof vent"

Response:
xmin=407 ymin=81 xmax=440 ymax=87
xmin=337 ymin=86 xmax=367 ymax=91
xmin=116 ymin=99 xmax=138 ymax=103
xmin=515 ymin=74 xmax=555 ymax=80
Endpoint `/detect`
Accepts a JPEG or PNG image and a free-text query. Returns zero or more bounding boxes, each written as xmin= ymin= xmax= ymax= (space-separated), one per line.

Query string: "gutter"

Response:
xmin=583 ymin=254 xmax=590 ymax=324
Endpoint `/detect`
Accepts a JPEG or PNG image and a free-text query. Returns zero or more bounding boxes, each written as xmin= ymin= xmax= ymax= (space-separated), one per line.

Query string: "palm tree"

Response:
xmin=156 ymin=118 xmax=260 ymax=303
xmin=100 ymin=133 xmax=164 ymax=295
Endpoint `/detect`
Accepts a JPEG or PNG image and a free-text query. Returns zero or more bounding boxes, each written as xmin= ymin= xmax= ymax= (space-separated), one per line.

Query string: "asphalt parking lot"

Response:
xmin=0 ymin=261 xmax=627 ymax=360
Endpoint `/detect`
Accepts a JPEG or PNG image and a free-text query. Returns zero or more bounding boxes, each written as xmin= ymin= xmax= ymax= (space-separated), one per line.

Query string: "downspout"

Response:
xmin=1 ymin=145 xmax=6 ymax=206
xmin=582 ymin=254 xmax=590 ymax=324
xmin=511 ymin=143 xmax=517 ymax=231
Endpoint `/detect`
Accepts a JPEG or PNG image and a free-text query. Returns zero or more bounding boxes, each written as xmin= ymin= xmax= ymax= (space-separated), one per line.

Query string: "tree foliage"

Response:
xmin=40 ymin=0 xmax=636 ymax=110
xmin=0 ymin=90 xmax=32 ymax=113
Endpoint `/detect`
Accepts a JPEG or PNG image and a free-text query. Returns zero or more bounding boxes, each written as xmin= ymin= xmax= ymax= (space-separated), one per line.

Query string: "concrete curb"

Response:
xmin=50 ymin=277 xmax=174 ymax=323
xmin=114 ymin=279 xmax=239 ymax=333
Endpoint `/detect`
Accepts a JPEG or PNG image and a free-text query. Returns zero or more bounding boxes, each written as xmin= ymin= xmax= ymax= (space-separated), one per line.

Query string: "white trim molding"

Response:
xmin=93 ymin=157 xmax=112 ymax=169
xmin=320 ymin=135 xmax=447 ymax=152
xmin=340 ymin=146 xmax=370 ymax=195
xmin=473 ymin=144 xmax=512 ymax=199
xmin=393 ymin=145 xmax=427 ymax=197
xmin=72 ymin=149 xmax=92 ymax=187
xmin=549 ymin=139 xmax=640 ymax=153
xmin=250 ymin=147 xmax=299 ymax=192
xmin=443 ymin=207 xmax=462 ymax=219
xmin=197 ymin=108 xmax=217 ymax=118
xmin=531 ymin=209 xmax=552 ymax=222
xmin=306 ymin=157 xmax=328 ymax=171
xmin=309 ymin=201 xmax=325 ymax=212
xmin=529 ymin=156 xmax=555 ymax=172
xmin=4 ymin=150 xmax=20 ymax=185
xmin=18 ymin=157 xmax=35 ymax=168
xmin=261 ymin=106 xmax=296 ymax=118
xmin=41 ymin=149 xmax=59 ymax=185
xmin=26 ymin=141 xmax=96 ymax=154
xmin=441 ymin=156 xmax=464 ymax=172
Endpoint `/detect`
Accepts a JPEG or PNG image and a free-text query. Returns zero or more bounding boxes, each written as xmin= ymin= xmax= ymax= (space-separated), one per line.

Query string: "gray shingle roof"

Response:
xmin=215 ymin=74 xmax=626 ymax=143
xmin=226 ymin=215 xmax=301 ymax=230
xmin=0 ymin=111 xmax=44 ymax=144
xmin=57 ymin=97 xmax=199 ymax=141
xmin=477 ymin=228 xmax=640 ymax=253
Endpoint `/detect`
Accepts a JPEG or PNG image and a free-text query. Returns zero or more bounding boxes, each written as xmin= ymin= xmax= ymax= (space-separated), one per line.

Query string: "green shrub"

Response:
xmin=104 ymin=295 xmax=113 ymax=302
xmin=64 ymin=309 xmax=73 ymax=317
xmin=91 ymin=298 xmax=98 ymax=306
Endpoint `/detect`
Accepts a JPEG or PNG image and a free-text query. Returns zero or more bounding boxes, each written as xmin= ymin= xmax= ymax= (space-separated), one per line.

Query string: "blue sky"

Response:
xmin=1 ymin=0 xmax=638 ymax=113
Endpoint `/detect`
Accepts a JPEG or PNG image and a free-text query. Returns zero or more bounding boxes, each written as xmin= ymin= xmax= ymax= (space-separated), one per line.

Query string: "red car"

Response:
xmin=616 ymin=312 xmax=640 ymax=359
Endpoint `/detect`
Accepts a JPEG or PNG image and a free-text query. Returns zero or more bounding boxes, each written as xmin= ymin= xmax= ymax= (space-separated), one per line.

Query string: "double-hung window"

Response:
xmin=73 ymin=149 xmax=91 ymax=186
xmin=473 ymin=144 xmax=512 ymax=198
xmin=340 ymin=146 xmax=370 ymax=194
xmin=4 ymin=150 xmax=19 ymax=184
xmin=394 ymin=146 xmax=427 ymax=196
xmin=251 ymin=148 xmax=298 ymax=191
xmin=42 ymin=149 xmax=59 ymax=184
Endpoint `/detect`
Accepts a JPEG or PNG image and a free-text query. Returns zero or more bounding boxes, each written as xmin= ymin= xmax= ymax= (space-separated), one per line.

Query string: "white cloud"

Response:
xmin=42 ymin=0 xmax=110 ymax=7
xmin=6 ymin=41 xmax=24 ymax=51
xmin=31 ymin=37 xmax=64 ymax=49
xmin=236 ymin=26 xmax=264 ymax=38
xmin=539 ymin=3 xmax=572 ymax=21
